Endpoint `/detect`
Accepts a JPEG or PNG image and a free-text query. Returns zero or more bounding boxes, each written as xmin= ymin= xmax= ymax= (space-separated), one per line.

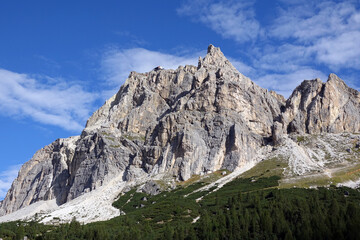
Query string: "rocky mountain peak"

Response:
xmin=327 ymin=73 xmax=344 ymax=83
xmin=279 ymin=73 xmax=360 ymax=135
xmin=198 ymin=44 xmax=236 ymax=71
xmin=324 ymin=73 xmax=349 ymax=93
xmin=0 ymin=45 xmax=359 ymax=221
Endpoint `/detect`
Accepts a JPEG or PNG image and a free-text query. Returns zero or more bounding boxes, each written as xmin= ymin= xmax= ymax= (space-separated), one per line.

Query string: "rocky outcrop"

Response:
xmin=0 ymin=137 xmax=78 ymax=216
xmin=1 ymin=45 xmax=359 ymax=217
xmin=280 ymin=74 xmax=360 ymax=134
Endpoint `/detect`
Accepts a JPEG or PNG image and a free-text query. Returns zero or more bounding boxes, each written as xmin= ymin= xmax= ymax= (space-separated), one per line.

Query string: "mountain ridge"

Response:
xmin=0 ymin=45 xmax=359 ymax=223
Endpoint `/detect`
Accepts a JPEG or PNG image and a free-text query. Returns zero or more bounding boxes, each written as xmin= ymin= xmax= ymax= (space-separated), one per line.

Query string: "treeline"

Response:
xmin=1 ymin=179 xmax=360 ymax=239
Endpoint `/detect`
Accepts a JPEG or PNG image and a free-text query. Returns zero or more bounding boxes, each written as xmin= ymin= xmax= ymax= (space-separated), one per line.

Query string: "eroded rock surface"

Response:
xmin=280 ymin=74 xmax=360 ymax=134
xmin=1 ymin=45 xmax=358 ymax=216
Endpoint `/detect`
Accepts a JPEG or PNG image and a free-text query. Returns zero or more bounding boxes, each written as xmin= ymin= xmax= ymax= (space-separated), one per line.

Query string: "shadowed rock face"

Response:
xmin=1 ymin=45 xmax=359 ymax=216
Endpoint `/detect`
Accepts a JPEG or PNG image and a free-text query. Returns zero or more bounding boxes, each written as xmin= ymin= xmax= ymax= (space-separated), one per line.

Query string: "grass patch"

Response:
xmin=240 ymin=157 xmax=287 ymax=179
xmin=177 ymin=175 xmax=201 ymax=187
xmin=297 ymin=135 xmax=306 ymax=143
xmin=105 ymin=137 xmax=115 ymax=141
xmin=112 ymin=189 xmax=137 ymax=209
xmin=123 ymin=134 xmax=146 ymax=142
xmin=200 ymin=175 xmax=281 ymax=207
xmin=279 ymin=163 xmax=360 ymax=188
xmin=110 ymin=145 xmax=121 ymax=148
xmin=111 ymin=175 xmax=281 ymax=229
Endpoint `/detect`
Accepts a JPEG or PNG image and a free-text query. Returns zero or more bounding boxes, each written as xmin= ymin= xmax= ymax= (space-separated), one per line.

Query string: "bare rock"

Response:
xmin=272 ymin=121 xmax=284 ymax=145
xmin=1 ymin=45 xmax=358 ymax=217
xmin=281 ymin=74 xmax=360 ymax=134
xmin=141 ymin=180 xmax=161 ymax=196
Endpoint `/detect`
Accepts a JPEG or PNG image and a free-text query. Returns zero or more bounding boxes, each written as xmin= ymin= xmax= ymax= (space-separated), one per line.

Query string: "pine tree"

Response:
xmin=15 ymin=222 xmax=25 ymax=240
xmin=284 ymin=228 xmax=293 ymax=240
xmin=164 ymin=224 xmax=174 ymax=240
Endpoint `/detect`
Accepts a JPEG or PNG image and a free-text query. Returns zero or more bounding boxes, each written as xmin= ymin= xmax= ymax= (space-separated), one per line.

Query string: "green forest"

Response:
xmin=1 ymin=176 xmax=360 ymax=240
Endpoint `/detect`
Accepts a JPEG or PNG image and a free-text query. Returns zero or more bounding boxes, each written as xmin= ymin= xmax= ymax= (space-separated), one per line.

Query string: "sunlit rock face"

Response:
xmin=1 ymin=45 xmax=358 ymax=216
xmin=280 ymin=73 xmax=360 ymax=134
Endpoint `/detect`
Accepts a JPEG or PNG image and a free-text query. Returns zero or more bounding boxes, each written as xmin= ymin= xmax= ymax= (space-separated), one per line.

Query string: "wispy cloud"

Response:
xmin=253 ymin=44 xmax=313 ymax=72
xmin=254 ymin=69 xmax=328 ymax=98
xmin=0 ymin=69 xmax=97 ymax=131
xmin=113 ymin=31 xmax=148 ymax=46
xmin=0 ymin=165 xmax=21 ymax=200
xmin=313 ymin=31 xmax=360 ymax=69
xmin=0 ymin=48 xmax=205 ymax=132
xmin=101 ymin=47 xmax=202 ymax=87
xmin=178 ymin=0 xmax=262 ymax=43
xmin=178 ymin=0 xmax=360 ymax=98
xmin=227 ymin=57 xmax=255 ymax=76
xmin=270 ymin=1 xmax=360 ymax=70
xmin=270 ymin=1 xmax=359 ymax=41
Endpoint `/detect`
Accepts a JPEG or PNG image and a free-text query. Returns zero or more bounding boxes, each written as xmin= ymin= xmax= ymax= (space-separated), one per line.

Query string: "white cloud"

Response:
xmin=0 ymin=69 xmax=97 ymax=132
xmin=254 ymin=69 xmax=327 ymax=98
xmin=0 ymin=165 xmax=21 ymax=200
xmin=227 ymin=57 xmax=254 ymax=76
xmin=0 ymin=48 xmax=204 ymax=132
xmin=313 ymin=31 xmax=360 ymax=69
xmin=178 ymin=0 xmax=262 ymax=43
xmin=101 ymin=47 xmax=202 ymax=87
xmin=270 ymin=1 xmax=359 ymax=41
xmin=253 ymin=44 xmax=313 ymax=72
xmin=269 ymin=1 xmax=360 ymax=70
xmin=178 ymin=0 xmax=360 ymax=96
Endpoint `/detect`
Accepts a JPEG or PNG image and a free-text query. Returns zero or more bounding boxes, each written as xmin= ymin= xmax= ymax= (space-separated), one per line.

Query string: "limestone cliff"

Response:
xmin=0 ymin=45 xmax=359 ymax=217
xmin=280 ymin=74 xmax=360 ymax=134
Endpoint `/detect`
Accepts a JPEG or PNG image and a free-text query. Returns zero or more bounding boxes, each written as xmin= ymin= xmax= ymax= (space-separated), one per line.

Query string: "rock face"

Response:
xmin=0 ymin=137 xmax=79 ymax=215
xmin=1 ymin=45 xmax=359 ymax=216
xmin=280 ymin=74 xmax=360 ymax=134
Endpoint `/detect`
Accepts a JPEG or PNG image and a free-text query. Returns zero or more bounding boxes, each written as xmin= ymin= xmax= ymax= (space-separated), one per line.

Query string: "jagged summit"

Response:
xmin=0 ymin=45 xmax=359 ymax=223
xmin=328 ymin=72 xmax=345 ymax=83
xmin=279 ymin=73 xmax=360 ymax=135
xmin=197 ymin=44 xmax=236 ymax=71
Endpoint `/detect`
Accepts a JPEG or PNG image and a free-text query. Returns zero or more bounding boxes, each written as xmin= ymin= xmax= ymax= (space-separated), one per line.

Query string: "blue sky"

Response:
xmin=0 ymin=0 xmax=359 ymax=199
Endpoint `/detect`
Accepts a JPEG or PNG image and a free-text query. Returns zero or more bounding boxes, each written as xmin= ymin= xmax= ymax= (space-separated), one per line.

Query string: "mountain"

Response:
xmin=280 ymin=74 xmax=360 ymax=134
xmin=0 ymin=45 xmax=359 ymax=223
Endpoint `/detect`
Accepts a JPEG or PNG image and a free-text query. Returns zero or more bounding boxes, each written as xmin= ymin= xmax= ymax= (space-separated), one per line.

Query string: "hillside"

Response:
xmin=0 ymin=45 xmax=359 ymax=225
xmin=1 ymin=175 xmax=360 ymax=239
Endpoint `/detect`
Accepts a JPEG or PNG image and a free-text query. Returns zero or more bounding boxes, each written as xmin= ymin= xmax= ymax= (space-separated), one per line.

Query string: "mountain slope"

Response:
xmin=0 ymin=45 xmax=359 ymax=223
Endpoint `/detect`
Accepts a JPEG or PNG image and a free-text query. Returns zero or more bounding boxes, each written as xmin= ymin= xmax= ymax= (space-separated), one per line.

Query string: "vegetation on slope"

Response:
xmin=1 ymin=174 xmax=360 ymax=239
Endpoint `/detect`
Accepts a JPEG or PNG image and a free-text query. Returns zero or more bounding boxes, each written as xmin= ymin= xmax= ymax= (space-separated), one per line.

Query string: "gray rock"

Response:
xmin=141 ymin=181 xmax=161 ymax=196
xmin=281 ymin=74 xmax=360 ymax=134
xmin=1 ymin=45 xmax=358 ymax=217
